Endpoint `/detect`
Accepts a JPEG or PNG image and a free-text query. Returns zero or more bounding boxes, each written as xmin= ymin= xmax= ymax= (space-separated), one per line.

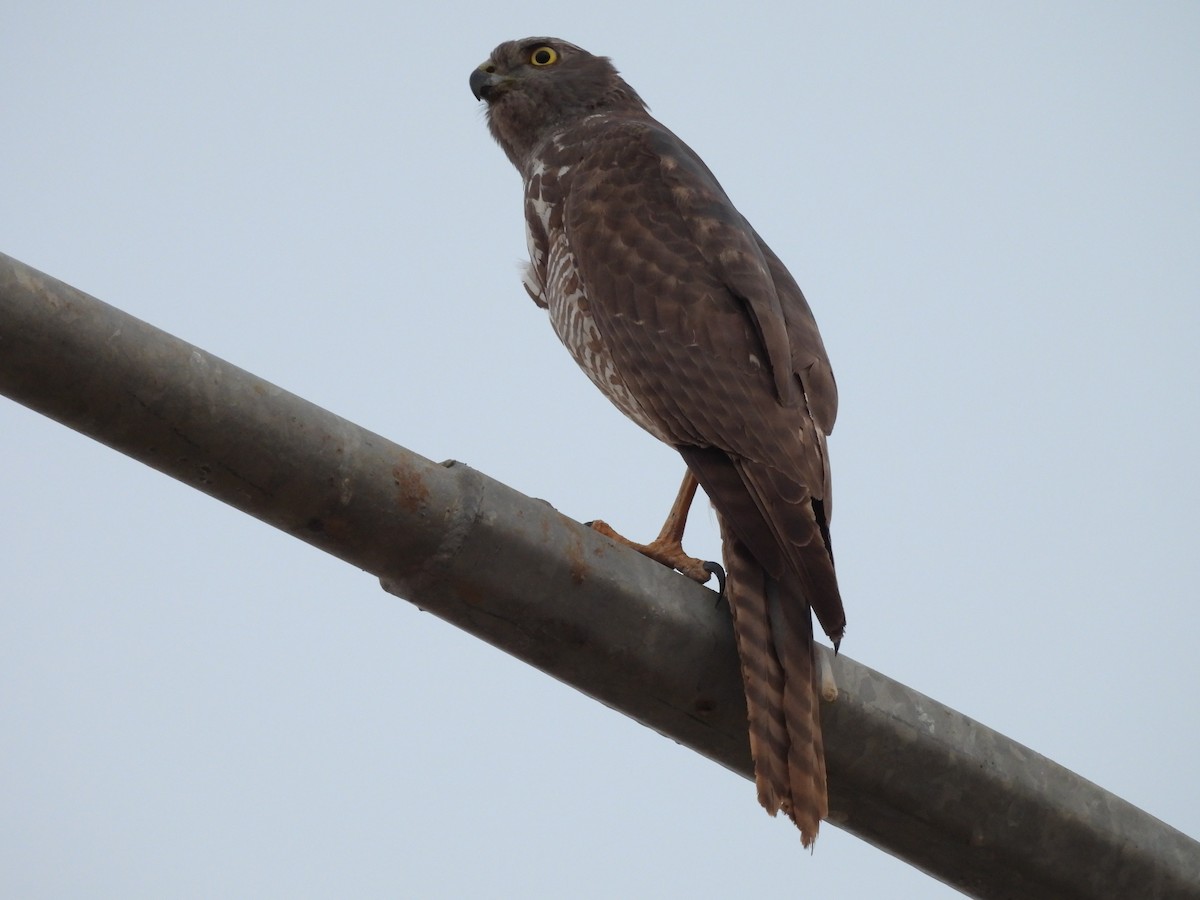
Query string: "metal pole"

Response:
xmin=1 ymin=251 xmax=1197 ymax=899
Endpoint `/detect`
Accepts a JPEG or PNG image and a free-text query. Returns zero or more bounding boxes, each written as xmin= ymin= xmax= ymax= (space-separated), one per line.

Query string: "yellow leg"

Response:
xmin=589 ymin=470 xmax=722 ymax=587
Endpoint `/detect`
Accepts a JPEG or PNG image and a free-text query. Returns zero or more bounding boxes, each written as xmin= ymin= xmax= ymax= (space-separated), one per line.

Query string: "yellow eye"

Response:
xmin=529 ymin=46 xmax=558 ymax=66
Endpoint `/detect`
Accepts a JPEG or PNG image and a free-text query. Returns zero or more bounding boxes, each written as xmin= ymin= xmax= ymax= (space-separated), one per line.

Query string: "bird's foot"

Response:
xmin=588 ymin=519 xmax=724 ymax=590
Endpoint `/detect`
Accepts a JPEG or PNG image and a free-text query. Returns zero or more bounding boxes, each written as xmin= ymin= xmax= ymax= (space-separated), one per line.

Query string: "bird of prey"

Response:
xmin=470 ymin=37 xmax=846 ymax=847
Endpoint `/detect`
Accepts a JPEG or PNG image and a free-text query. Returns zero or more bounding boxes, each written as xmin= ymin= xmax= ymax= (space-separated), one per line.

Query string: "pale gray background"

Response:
xmin=2 ymin=3 xmax=1197 ymax=898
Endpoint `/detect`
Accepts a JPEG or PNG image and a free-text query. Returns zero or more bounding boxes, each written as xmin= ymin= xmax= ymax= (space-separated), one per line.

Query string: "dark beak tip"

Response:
xmin=469 ymin=69 xmax=492 ymax=102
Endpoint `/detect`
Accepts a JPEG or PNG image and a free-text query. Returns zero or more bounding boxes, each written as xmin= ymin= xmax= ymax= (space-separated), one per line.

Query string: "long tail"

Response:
xmin=719 ymin=521 xmax=828 ymax=847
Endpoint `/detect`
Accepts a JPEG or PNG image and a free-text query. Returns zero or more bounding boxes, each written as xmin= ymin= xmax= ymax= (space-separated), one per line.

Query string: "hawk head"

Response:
xmin=470 ymin=37 xmax=647 ymax=171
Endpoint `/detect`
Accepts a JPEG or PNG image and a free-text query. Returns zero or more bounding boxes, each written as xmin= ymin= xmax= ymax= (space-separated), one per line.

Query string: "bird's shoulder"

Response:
xmin=529 ymin=111 xmax=839 ymax=433
xmin=528 ymin=112 xmax=729 ymax=199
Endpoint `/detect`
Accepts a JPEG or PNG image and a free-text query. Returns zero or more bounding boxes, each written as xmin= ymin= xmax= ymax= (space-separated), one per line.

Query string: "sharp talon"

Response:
xmin=704 ymin=560 xmax=726 ymax=599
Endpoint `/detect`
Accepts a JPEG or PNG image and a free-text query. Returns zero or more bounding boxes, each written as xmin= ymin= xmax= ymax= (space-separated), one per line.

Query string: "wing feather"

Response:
xmin=543 ymin=109 xmax=845 ymax=842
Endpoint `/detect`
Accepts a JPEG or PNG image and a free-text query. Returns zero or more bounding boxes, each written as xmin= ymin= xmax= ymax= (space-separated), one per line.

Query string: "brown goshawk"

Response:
xmin=470 ymin=37 xmax=846 ymax=847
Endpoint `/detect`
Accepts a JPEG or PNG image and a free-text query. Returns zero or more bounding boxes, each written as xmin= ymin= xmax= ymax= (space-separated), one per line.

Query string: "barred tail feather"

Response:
xmin=680 ymin=447 xmax=833 ymax=846
xmin=719 ymin=520 xmax=827 ymax=847
xmin=720 ymin=531 xmax=789 ymax=815
xmin=771 ymin=572 xmax=828 ymax=842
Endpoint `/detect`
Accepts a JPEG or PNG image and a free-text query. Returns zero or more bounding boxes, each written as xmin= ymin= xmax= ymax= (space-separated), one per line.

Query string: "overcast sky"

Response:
xmin=3 ymin=3 xmax=1198 ymax=898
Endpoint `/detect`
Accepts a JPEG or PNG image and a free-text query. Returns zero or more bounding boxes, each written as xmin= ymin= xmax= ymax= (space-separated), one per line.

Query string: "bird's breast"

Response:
xmin=524 ymin=163 xmax=670 ymax=443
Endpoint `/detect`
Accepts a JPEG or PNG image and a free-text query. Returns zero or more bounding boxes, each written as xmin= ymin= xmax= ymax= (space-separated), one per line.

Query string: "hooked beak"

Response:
xmin=470 ymin=65 xmax=507 ymax=102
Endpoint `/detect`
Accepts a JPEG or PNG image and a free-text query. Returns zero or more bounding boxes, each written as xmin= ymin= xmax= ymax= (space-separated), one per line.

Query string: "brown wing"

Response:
xmin=560 ymin=114 xmax=844 ymax=844
xmin=562 ymin=115 xmax=844 ymax=641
